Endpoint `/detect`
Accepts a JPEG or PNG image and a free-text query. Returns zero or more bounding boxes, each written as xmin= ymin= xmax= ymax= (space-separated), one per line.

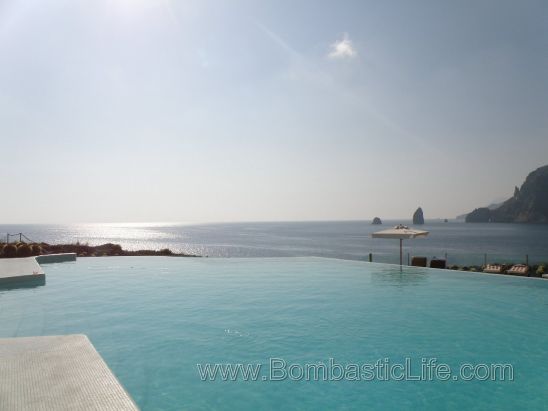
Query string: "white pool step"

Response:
xmin=0 ymin=257 xmax=45 ymax=286
xmin=0 ymin=334 xmax=139 ymax=410
xmin=0 ymin=254 xmax=76 ymax=286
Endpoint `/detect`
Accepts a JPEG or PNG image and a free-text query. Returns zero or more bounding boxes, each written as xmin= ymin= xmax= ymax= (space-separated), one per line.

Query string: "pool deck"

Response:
xmin=0 ymin=254 xmax=76 ymax=286
xmin=0 ymin=257 xmax=45 ymax=285
xmin=0 ymin=334 xmax=139 ymax=410
xmin=36 ymin=253 xmax=77 ymax=264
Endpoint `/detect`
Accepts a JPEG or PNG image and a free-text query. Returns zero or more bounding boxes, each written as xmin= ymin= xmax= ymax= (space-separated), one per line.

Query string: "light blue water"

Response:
xmin=1 ymin=257 xmax=547 ymax=410
xmin=2 ymin=221 xmax=548 ymax=265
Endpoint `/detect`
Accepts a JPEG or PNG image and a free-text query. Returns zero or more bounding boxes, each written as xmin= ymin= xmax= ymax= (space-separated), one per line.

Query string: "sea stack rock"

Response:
xmin=372 ymin=217 xmax=382 ymax=225
xmin=413 ymin=207 xmax=425 ymax=225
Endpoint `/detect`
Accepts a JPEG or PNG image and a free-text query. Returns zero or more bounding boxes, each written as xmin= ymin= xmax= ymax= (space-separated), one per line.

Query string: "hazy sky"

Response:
xmin=1 ymin=0 xmax=547 ymax=223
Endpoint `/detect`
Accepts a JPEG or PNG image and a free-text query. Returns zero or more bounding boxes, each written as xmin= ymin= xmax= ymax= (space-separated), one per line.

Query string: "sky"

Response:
xmin=0 ymin=0 xmax=547 ymax=223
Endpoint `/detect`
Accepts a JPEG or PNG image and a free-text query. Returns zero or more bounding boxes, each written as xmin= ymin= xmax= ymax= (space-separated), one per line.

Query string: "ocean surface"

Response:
xmin=1 ymin=220 xmax=548 ymax=265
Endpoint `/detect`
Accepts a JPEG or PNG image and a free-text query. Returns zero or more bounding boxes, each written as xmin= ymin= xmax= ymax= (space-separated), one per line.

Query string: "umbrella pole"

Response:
xmin=399 ymin=239 xmax=403 ymax=266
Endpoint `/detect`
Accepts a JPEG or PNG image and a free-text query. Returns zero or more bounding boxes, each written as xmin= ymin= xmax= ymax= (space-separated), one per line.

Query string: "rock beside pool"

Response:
xmin=0 ymin=243 xmax=42 ymax=258
xmin=372 ymin=217 xmax=382 ymax=225
xmin=412 ymin=207 xmax=425 ymax=225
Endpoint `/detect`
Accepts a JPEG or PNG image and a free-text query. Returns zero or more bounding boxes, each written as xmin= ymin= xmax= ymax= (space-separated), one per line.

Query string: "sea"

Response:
xmin=1 ymin=220 xmax=548 ymax=266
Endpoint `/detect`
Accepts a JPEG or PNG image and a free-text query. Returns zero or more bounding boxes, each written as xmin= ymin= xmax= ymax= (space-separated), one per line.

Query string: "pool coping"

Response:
xmin=68 ymin=255 xmax=548 ymax=282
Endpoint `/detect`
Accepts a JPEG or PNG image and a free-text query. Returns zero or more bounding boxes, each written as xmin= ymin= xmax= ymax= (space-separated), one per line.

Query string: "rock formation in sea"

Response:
xmin=372 ymin=217 xmax=382 ymax=225
xmin=413 ymin=207 xmax=425 ymax=225
xmin=465 ymin=164 xmax=548 ymax=223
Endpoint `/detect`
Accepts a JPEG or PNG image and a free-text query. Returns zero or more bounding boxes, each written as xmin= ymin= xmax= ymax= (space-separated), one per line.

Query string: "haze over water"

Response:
xmin=1 ymin=221 xmax=547 ymax=266
xmin=2 ymin=1 xmax=547 ymax=224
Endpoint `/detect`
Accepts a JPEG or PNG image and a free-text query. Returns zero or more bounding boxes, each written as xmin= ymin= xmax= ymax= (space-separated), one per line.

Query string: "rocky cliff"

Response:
xmin=466 ymin=165 xmax=548 ymax=223
xmin=465 ymin=207 xmax=493 ymax=223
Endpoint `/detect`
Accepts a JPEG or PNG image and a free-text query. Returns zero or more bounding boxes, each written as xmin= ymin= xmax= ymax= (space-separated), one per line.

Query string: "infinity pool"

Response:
xmin=1 ymin=257 xmax=547 ymax=410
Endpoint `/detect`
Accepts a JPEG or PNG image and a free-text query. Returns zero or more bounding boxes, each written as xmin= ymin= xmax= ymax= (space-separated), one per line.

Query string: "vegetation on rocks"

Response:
xmin=0 ymin=242 xmax=197 ymax=258
xmin=1 ymin=244 xmax=17 ymax=258
xmin=16 ymin=244 xmax=32 ymax=257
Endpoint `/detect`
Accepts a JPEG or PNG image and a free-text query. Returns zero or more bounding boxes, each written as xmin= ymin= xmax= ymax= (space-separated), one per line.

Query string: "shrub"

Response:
xmin=3 ymin=244 xmax=17 ymax=258
xmin=30 ymin=244 xmax=42 ymax=256
xmin=537 ymin=265 xmax=545 ymax=276
xmin=16 ymin=244 xmax=32 ymax=257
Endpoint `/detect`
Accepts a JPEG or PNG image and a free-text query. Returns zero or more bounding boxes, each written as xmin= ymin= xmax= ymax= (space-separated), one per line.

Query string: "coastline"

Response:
xmin=1 ymin=220 xmax=548 ymax=266
xmin=0 ymin=242 xmax=198 ymax=259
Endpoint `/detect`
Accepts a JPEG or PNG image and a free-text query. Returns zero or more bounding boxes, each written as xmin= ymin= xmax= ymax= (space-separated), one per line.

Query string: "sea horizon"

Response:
xmin=0 ymin=217 xmax=464 ymax=226
xmin=2 ymin=220 xmax=547 ymax=266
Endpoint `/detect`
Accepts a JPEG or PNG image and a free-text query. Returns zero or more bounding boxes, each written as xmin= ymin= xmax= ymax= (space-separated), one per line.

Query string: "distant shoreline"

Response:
xmin=1 ymin=221 xmax=547 ymax=266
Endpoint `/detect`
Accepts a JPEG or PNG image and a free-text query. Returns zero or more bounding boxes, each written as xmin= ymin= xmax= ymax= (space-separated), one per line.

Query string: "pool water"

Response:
xmin=1 ymin=257 xmax=547 ymax=410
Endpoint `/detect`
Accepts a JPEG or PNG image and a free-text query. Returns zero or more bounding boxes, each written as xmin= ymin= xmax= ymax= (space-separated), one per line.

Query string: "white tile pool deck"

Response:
xmin=0 ymin=334 xmax=139 ymax=411
xmin=0 ymin=254 xmax=76 ymax=286
xmin=0 ymin=257 xmax=44 ymax=285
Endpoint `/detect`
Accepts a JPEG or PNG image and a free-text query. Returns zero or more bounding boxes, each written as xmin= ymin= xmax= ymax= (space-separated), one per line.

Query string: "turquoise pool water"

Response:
xmin=1 ymin=257 xmax=547 ymax=410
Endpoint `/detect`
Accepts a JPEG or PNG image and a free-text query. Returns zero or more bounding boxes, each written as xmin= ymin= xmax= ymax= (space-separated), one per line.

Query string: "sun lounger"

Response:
xmin=507 ymin=264 xmax=530 ymax=276
xmin=483 ymin=264 xmax=504 ymax=274
xmin=430 ymin=259 xmax=446 ymax=269
xmin=411 ymin=257 xmax=427 ymax=267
